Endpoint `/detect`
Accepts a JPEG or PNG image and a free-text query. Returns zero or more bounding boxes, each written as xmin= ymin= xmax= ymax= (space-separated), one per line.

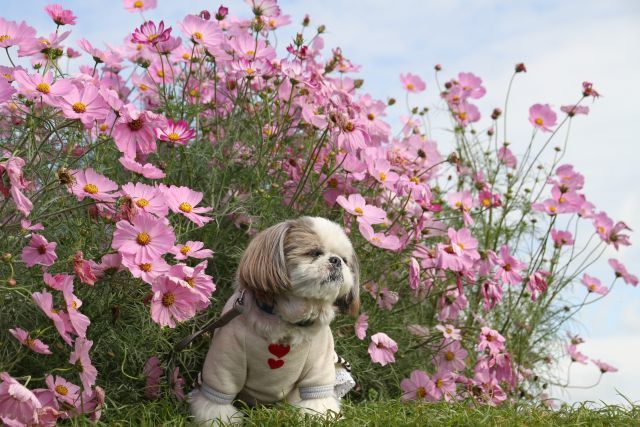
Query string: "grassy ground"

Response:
xmin=73 ymin=399 xmax=640 ymax=426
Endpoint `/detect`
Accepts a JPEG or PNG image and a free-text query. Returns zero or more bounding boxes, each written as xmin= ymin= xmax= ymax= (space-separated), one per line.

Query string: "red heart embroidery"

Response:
xmin=268 ymin=343 xmax=290 ymax=358
xmin=268 ymin=358 xmax=285 ymax=369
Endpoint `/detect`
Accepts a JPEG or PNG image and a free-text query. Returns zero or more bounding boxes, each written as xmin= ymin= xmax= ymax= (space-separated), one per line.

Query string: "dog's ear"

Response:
xmin=237 ymin=221 xmax=291 ymax=299
xmin=337 ymin=250 xmax=360 ymax=316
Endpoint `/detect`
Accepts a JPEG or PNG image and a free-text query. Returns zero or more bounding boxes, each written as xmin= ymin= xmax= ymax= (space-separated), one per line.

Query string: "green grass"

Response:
xmin=75 ymin=398 xmax=640 ymax=426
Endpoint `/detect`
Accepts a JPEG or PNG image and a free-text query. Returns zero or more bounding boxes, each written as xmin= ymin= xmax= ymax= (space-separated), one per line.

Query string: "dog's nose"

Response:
xmin=329 ymin=256 xmax=341 ymax=266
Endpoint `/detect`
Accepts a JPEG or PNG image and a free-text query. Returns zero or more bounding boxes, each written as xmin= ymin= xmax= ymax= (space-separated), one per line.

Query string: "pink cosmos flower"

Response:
xmin=497 ymin=146 xmax=517 ymax=168
xmin=43 ymin=272 xmax=73 ymax=291
xmin=73 ymin=251 xmax=97 ymax=286
xmin=337 ymin=193 xmax=387 ymax=225
xmin=12 ymin=70 xmax=72 ymax=104
xmin=124 ymin=0 xmax=157 ymax=12
xmin=0 ymin=372 xmax=42 ymax=426
xmin=481 ymin=279 xmax=503 ymax=311
xmin=428 ymin=369 xmax=456 ymax=401
xmin=154 ymin=120 xmax=196 ymax=145
xmin=567 ymin=344 xmax=588 ymax=364
xmin=170 ymin=241 xmax=213 ymax=260
xmin=400 ymin=370 xmax=430 ymax=401
xmin=437 ymin=340 xmax=468 ymax=371
xmin=408 ymin=257 xmax=421 ymax=291
xmin=592 ymin=359 xmax=618 ymax=373
xmin=62 ymin=281 xmax=91 ymax=338
xmin=527 ymin=270 xmax=549 ymax=301
xmin=32 ymin=290 xmax=74 ymax=346
xmin=582 ymin=81 xmax=600 ymax=98
xmin=368 ymin=332 xmax=398 ymax=366
xmin=46 ymin=375 xmax=80 ymax=406
xmin=0 ymin=18 xmax=36 ymax=49
xmin=179 ymin=15 xmax=224 ymax=51
xmin=150 ymin=275 xmax=201 ymax=328
xmin=581 ymin=274 xmax=608 ymax=295
xmin=171 ymin=367 xmax=185 ymax=401
xmin=121 ymin=182 xmax=168 ymax=218
xmin=119 ymin=156 xmax=166 ymax=179
xmin=0 ymin=78 xmax=15 ymax=104
xmin=436 ymin=324 xmax=462 ymax=341
xmin=457 ymin=72 xmax=486 ymax=99
xmin=121 ymin=253 xmax=170 ymax=285
xmin=400 ymin=73 xmax=426 ymax=93
xmin=56 ymin=83 xmax=108 ymax=128
xmin=355 ymin=313 xmax=368 ymax=340
xmin=132 ymin=20 xmax=171 ymax=46
xmin=9 ymin=327 xmax=52 ymax=355
xmin=168 ymin=261 xmax=215 ymax=309
xmin=451 ymin=101 xmax=481 ymax=127
xmin=143 ymin=356 xmax=162 ymax=399
xmin=69 ymin=338 xmax=97 ymax=391
xmin=477 ymin=327 xmax=505 ymax=355
xmin=22 ymin=234 xmax=57 ymax=267
xmin=528 ymin=103 xmax=557 ymax=132
xmin=494 ymin=245 xmax=526 ymax=285
xmin=608 ymin=258 xmax=638 ymax=286
xmin=113 ymin=104 xmax=165 ymax=158
xmin=246 ymin=0 xmax=281 ymax=17
xmin=376 ymin=287 xmax=399 ymax=310
xmin=561 ymin=104 xmax=589 ymax=117
xmin=436 ymin=227 xmax=480 ymax=272
xmin=438 ymin=289 xmax=468 ymax=321
xmin=448 ymin=191 xmax=474 ymax=225
xmin=358 ymin=222 xmax=401 ymax=251
xmin=112 ymin=212 xmax=175 ymax=264
xmin=45 ymin=4 xmax=77 ymax=26
xmin=551 ymin=229 xmax=574 ymax=247
xmin=69 ymin=168 xmax=119 ymax=203
xmin=161 ymin=185 xmax=212 ymax=227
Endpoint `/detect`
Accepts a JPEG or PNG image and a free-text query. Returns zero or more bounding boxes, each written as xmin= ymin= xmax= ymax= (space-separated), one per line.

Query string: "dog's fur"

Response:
xmin=189 ymin=216 xmax=359 ymax=425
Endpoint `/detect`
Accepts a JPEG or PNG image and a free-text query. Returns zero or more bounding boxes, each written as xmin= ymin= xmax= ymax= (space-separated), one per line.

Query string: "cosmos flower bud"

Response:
xmin=199 ymin=10 xmax=211 ymax=20
xmin=491 ymin=108 xmax=502 ymax=120
xmin=434 ymin=64 xmax=442 ymax=71
xmin=317 ymin=25 xmax=326 ymax=34
xmin=302 ymin=14 xmax=310 ymax=26
xmin=515 ymin=62 xmax=527 ymax=73
xmin=215 ymin=6 xmax=229 ymax=20
xmin=387 ymin=98 xmax=396 ymax=106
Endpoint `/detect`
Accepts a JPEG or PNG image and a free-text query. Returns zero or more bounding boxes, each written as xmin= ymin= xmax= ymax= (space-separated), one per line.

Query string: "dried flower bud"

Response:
xmin=199 ymin=10 xmax=211 ymax=20
xmin=387 ymin=98 xmax=396 ymax=106
xmin=317 ymin=25 xmax=326 ymax=34
xmin=515 ymin=63 xmax=527 ymax=73
xmin=57 ymin=167 xmax=74 ymax=186
xmin=491 ymin=108 xmax=502 ymax=120
xmin=434 ymin=64 xmax=442 ymax=71
xmin=353 ymin=79 xmax=364 ymax=89
xmin=487 ymin=128 xmax=494 ymax=136
xmin=302 ymin=14 xmax=310 ymax=26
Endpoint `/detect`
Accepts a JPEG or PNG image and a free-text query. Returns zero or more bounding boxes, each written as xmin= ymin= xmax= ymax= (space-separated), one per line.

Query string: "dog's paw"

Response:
xmin=295 ymin=396 xmax=341 ymax=418
xmin=188 ymin=389 xmax=243 ymax=426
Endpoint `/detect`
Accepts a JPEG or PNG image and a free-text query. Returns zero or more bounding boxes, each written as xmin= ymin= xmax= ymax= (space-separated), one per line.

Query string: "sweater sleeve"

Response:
xmin=297 ymin=326 xmax=336 ymax=400
xmin=200 ymin=316 xmax=246 ymax=404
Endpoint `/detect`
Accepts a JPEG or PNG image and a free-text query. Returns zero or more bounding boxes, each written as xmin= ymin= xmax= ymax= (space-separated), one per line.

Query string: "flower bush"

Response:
xmin=0 ymin=1 xmax=636 ymax=424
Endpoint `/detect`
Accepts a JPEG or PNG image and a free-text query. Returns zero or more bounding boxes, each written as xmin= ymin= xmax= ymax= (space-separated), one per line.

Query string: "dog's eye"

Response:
xmin=305 ymin=249 xmax=323 ymax=258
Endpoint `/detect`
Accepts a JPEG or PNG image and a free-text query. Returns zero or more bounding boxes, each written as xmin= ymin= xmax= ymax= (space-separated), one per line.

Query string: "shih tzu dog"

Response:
xmin=189 ymin=216 xmax=360 ymax=425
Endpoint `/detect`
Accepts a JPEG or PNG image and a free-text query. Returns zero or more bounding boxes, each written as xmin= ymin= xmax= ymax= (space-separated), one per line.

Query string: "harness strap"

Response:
xmin=173 ymin=290 xmax=245 ymax=353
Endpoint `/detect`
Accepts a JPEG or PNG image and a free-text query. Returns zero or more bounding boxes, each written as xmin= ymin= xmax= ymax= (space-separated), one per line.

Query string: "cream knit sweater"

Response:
xmin=199 ymin=300 xmax=337 ymax=406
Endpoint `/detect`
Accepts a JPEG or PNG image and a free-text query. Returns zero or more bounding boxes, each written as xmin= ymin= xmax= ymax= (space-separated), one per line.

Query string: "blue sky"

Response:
xmin=2 ymin=0 xmax=639 ymax=405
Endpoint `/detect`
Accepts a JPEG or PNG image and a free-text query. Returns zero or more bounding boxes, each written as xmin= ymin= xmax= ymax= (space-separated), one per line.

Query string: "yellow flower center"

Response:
xmin=189 ymin=89 xmax=198 ymax=97
xmin=182 ymin=53 xmax=190 ymax=60
xmin=156 ymin=70 xmax=164 ymax=78
xmin=482 ymin=198 xmax=491 ymax=207
xmin=344 ymin=122 xmax=355 ymax=132
xmin=445 ymin=351 xmax=455 ymax=361
xmin=457 ymin=242 xmax=465 ymax=250
xmin=367 ymin=113 xmax=375 ymax=121
xmin=179 ymin=202 xmax=192 ymax=213
xmin=128 ymin=118 xmax=144 ymax=131
xmin=0 ymin=35 xmax=11 ymax=42
xmin=134 ymin=0 xmax=143 ymax=8
xmin=136 ymin=232 xmax=151 ymax=245
xmin=354 ymin=207 xmax=364 ymax=215
xmin=371 ymin=236 xmax=381 ymax=243
xmin=139 ymin=263 xmax=152 ymax=272
xmin=549 ymin=206 xmax=557 ymax=213
xmin=455 ymin=201 xmax=462 ymax=208
xmin=167 ymin=132 xmax=180 ymax=142
xmin=458 ymin=112 xmax=467 ymax=121
xmin=72 ymin=102 xmax=87 ymax=113
xmin=410 ymin=176 xmax=420 ymax=184
xmin=36 ymin=82 xmax=51 ymax=94
xmin=147 ymin=34 xmax=158 ymax=42
xmin=535 ymin=118 xmax=544 ymax=126
xmin=559 ymin=196 xmax=566 ymax=203
xmin=162 ymin=292 xmax=175 ymax=307
xmin=245 ymin=68 xmax=255 ymax=75
xmin=55 ymin=385 xmax=69 ymax=396
xmin=136 ymin=198 xmax=149 ymax=208
xmin=185 ymin=277 xmax=195 ymax=287
xmin=84 ymin=183 xmax=99 ymax=194
xmin=416 ymin=386 xmax=426 ymax=398
xmin=379 ymin=172 xmax=387 ymax=181
xmin=436 ymin=379 xmax=443 ymax=388
xmin=588 ymin=284 xmax=596 ymax=292
xmin=71 ymin=300 xmax=78 ymax=310
xmin=246 ymin=50 xmax=255 ymax=56
xmin=99 ymin=123 xmax=108 ymax=132
xmin=406 ymin=83 xmax=415 ymax=90
xmin=597 ymin=226 xmax=605 ymax=234
xmin=180 ymin=245 xmax=191 ymax=255
xmin=193 ymin=32 xmax=203 ymax=40
xmin=139 ymin=83 xmax=149 ymax=91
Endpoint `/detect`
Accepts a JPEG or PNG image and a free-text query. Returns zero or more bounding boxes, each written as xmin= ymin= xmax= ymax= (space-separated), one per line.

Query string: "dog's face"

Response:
xmin=236 ymin=216 xmax=360 ymax=316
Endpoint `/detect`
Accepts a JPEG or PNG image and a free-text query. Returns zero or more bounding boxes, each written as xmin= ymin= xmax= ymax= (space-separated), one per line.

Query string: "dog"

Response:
xmin=189 ymin=216 xmax=360 ymax=425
